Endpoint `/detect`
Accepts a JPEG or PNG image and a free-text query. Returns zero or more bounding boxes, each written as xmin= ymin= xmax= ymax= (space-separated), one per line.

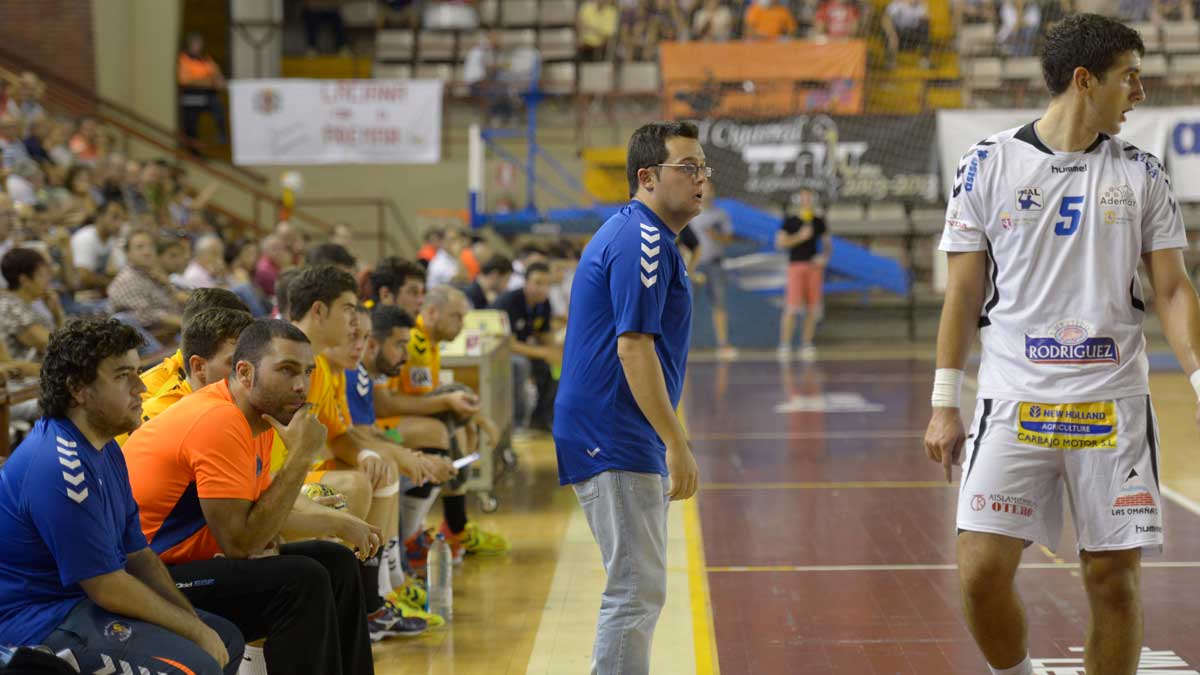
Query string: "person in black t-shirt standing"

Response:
xmin=489 ymin=262 xmax=560 ymax=430
xmin=776 ymin=189 xmax=833 ymax=361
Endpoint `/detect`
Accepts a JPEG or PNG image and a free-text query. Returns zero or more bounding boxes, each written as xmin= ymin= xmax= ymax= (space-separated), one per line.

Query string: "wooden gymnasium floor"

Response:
xmin=373 ymin=346 xmax=1200 ymax=674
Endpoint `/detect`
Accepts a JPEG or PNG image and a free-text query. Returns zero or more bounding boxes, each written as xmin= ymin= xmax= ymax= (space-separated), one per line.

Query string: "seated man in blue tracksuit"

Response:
xmin=0 ymin=318 xmax=243 ymax=675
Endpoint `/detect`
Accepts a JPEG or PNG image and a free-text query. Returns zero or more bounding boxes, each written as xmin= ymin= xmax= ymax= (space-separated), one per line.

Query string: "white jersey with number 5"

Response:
xmin=940 ymin=121 xmax=1188 ymax=403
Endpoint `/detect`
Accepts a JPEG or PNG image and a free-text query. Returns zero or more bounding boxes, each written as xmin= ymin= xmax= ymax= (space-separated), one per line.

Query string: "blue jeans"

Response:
xmin=573 ymin=470 xmax=670 ymax=675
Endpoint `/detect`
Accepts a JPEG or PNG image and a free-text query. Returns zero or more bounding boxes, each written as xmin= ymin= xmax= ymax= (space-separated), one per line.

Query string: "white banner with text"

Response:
xmin=231 ymin=79 xmax=442 ymax=165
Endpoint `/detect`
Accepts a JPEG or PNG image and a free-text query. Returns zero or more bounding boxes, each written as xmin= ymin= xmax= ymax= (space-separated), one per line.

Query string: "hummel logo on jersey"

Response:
xmin=639 ymin=223 xmax=659 ymax=288
xmin=1052 ymin=165 xmax=1087 ymax=174
xmin=586 ymin=447 xmax=601 ymax=457
xmin=1015 ymin=187 xmax=1043 ymax=211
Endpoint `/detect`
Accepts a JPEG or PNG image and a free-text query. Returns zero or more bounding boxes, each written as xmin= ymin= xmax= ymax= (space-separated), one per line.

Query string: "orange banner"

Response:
xmin=659 ymin=39 xmax=866 ymax=117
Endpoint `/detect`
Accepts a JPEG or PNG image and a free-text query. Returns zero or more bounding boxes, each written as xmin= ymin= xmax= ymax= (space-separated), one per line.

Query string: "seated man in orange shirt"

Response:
xmin=744 ymin=0 xmax=799 ymax=39
xmin=124 ymin=319 xmax=390 ymax=674
xmin=140 ymin=288 xmax=251 ymax=401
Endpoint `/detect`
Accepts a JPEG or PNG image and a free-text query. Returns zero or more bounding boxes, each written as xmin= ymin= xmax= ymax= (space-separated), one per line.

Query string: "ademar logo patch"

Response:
xmin=104 ymin=620 xmax=133 ymax=642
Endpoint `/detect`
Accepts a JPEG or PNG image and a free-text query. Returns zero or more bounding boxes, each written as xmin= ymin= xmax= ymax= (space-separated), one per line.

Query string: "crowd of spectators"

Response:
xmin=575 ymin=0 xmax=865 ymax=61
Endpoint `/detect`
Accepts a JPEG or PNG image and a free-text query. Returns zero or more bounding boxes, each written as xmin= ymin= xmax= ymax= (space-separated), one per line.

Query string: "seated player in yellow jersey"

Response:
xmin=371 ymin=281 xmax=508 ymax=564
xmin=325 ymin=304 xmax=455 ymax=626
xmin=139 ymin=288 xmax=250 ymax=400
xmin=283 ymin=265 xmax=436 ymax=624
xmin=117 ymin=307 xmax=254 ymax=445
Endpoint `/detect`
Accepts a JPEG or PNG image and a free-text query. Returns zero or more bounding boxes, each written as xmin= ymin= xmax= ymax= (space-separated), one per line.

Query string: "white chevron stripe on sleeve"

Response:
xmin=639 ymin=222 xmax=655 ymax=232
xmin=55 ymin=436 xmax=77 ymax=448
xmin=640 ymin=243 xmax=660 ymax=258
xmin=93 ymin=654 xmax=116 ymax=675
xmin=640 ymin=258 xmax=659 ymax=274
xmin=67 ymin=487 xmax=89 ymax=504
xmin=641 ymin=274 xmax=658 ymax=288
xmin=56 ymin=446 xmax=79 ymax=457
xmin=63 ymin=471 xmax=86 ymax=486
xmin=58 ymin=457 xmax=82 ymax=470
xmin=640 ymin=230 xmax=661 ymax=243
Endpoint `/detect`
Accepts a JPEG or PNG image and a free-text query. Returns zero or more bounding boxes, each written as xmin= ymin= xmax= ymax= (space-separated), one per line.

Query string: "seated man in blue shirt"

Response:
xmin=0 ymin=318 xmax=243 ymax=675
xmin=489 ymin=261 xmax=560 ymax=431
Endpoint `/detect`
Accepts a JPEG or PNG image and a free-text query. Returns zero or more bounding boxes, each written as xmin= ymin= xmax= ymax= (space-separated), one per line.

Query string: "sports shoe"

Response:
xmin=386 ymin=590 xmax=445 ymax=628
xmin=716 ymin=345 xmax=739 ymax=361
xmin=394 ymin=576 xmax=427 ymax=609
xmin=405 ymin=530 xmax=433 ymax=573
xmin=437 ymin=521 xmax=467 ymax=564
xmin=776 ymin=345 xmax=792 ymax=361
xmin=461 ymin=521 xmax=509 ymax=556
xmin=799 ymin=344 xmax=817 ymax=361
xmin=367 ymin=605 xmax=427 ymax=641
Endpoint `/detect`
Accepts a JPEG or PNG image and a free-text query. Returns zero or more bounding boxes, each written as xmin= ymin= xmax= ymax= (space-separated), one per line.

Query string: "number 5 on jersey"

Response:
xmin=1054 ymin=195 xmax=1085 ymax=236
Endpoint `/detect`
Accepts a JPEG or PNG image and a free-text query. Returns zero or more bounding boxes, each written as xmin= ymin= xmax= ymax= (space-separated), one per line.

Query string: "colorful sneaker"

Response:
xmin=461 ymin=521 xmax=509 ymax=556
xmin=367 ymin=605 xmax=427 ymax=641
xmin=386 ymin=591 xmax=445 ymax=628
xmin=405 ymin=530 xmax=433 ymax=573
xmin=394 ymin=575 xmax=428 ymax=609
xmin=437 ymin=521 xmax=467 ymax=564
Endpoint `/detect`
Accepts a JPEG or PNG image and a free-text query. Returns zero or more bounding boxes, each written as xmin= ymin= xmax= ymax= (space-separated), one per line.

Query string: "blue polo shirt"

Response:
xmin=346 ymin=365 xmax=376 ymax=425
xmin=554 ymin=200 xmax=692 ymax=485
xmin=0 ymin=418 xmax=148 ymax=645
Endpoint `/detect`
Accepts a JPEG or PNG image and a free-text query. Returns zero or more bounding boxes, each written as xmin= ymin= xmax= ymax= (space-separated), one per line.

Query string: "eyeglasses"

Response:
xmin=657 ymin=163 xmax=713 ymax=179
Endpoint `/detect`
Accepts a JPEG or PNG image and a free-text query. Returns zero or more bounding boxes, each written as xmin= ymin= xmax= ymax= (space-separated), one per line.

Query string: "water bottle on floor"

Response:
xmin=428 ymin=533 xmax=453 ymax=622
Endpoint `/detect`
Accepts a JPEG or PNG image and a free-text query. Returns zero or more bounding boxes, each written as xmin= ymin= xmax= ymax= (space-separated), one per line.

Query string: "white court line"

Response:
xmin=1161 ymin=485 xmax=1200 ymax=518
xmin=692 ymin=430 xmax=924 ymax=441
xmin=707 ymin=561 xmax=1200 ymax=573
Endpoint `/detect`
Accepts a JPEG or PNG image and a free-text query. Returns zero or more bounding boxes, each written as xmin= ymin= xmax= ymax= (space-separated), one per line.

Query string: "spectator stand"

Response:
xmin=957 ymin=10 xmax=1200 ymax=107
xmin=374 ymin=0 xmax=578 ymax=97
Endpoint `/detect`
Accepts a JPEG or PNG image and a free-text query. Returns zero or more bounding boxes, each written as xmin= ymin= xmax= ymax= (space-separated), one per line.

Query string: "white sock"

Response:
xmin=377 ymin=549 xmax=395 ymax=596
xmin=241 ymin=644 xmax=267 ymax=675
xmin=989 ymin=655 xmax=1033 ymax=675
xmin=400 ymin=488 xmax=441 ymax=541
xmin=385 ymin=538 xmax=406 ymax=588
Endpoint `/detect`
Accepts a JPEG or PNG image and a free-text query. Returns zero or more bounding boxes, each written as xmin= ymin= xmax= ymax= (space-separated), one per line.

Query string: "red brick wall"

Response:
xmin=0 ymin=0 xmax=95 ymax=90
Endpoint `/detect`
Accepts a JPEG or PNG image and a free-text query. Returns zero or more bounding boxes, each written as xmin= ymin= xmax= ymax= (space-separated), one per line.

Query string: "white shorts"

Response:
xmin=957 ymin=396 xmax=1163 ymax=555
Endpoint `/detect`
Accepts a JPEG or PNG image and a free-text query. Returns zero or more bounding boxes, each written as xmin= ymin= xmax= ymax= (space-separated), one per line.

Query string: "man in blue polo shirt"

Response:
xmin=554 ymin=121 xmax=703 ymax=675
xmin=0 ymin=318 xmax=243 ymax=675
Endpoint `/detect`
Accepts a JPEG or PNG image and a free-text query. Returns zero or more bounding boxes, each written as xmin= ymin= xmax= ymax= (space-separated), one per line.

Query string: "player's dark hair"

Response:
xmin=182 ymin=308 xmax=255 ymax=375
xmin=183 ymin=287 xmax=251 ymax=325
xmin=480 ymin=255 xmax=513 ymax=276
xmin=40 ymin=318 xmax=144 ymax=418
xmin=525 ymin=261 xmax=551 ymax=278
xmin=377 ymin=257 xmax=426 ymax=286
xmin=287 ymin=264 xmax=358 ymax=322
xmin=371 ymin=304 xmax=415 ymax=340
xmin=232 ymin=318 xmax=310 ymax=371
xmin=274 ymin=267 xmax=301 ymax=319
xmin=0 ymin=247 xmax=47 ymax=289
xmin=626 ymin=121 xmax=700 ymax=198
xmin=306 ymin=242 xmax=357 ymax=269
xmin=1042 ymin=14 xmax=1145 ymax=96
